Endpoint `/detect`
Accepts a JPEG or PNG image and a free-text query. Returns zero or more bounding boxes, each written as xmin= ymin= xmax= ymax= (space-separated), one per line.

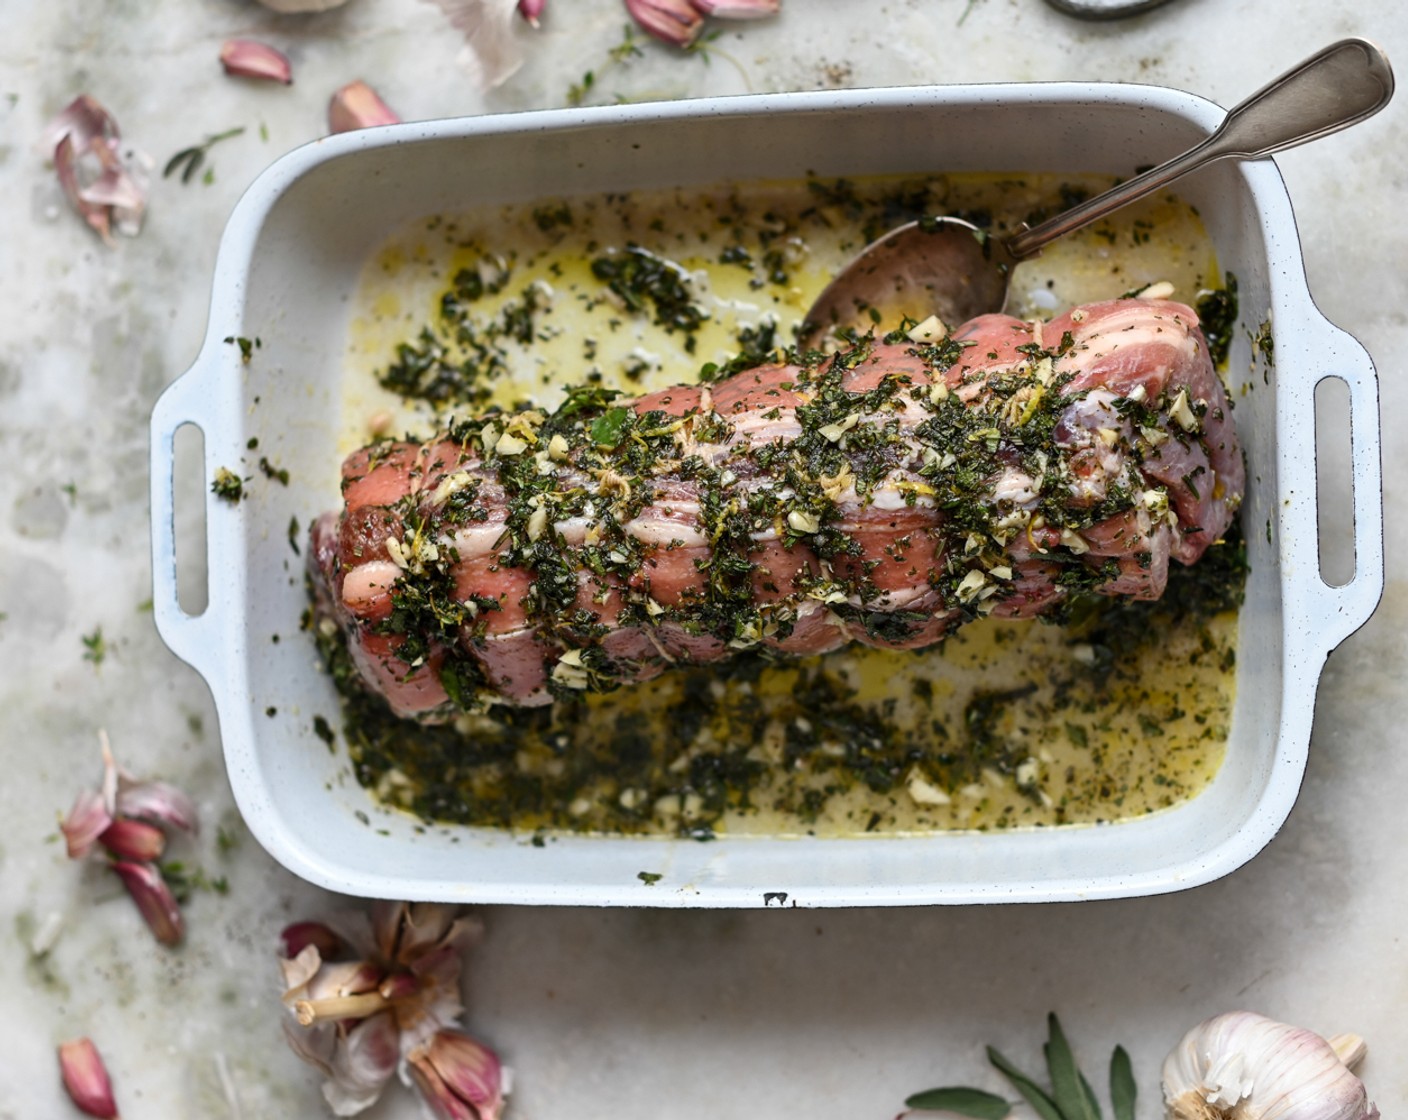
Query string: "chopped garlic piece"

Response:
xmin=1135 ymin=280 xmax=1175 ymax=300
xmin=551 ymin=649 xmax=590 ymax=690
xmin=430 ymin=470 xmax=475 ymax=505
xmin=787 ymin=509 xmax=820 ymax=534
xmin=955 ymin=569 xmax=988 ymax=601
xmin=908 ymin=314 xmax=948 ymax=343
xmin=1168 ymin=388 xmax=1199 ymax=432
xmin=495 ymin=432 xmax=528 ymax=456
xmin=906 ymin=771 xmax=951 ymax=807
xmin=819 ymin=413 xmax=860 ymax=442
xmin=1060 ymin=528 xmax=1090 ymax=555
xmin=548 ymin=433 xmax=570 ymax=461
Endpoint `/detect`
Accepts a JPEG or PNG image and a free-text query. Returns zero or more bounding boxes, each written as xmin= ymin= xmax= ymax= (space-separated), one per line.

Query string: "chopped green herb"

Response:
xmin=211 ymin=467 xmax=244 ymax=503
xmin=81 ymin=627 xmax=106 ymax=667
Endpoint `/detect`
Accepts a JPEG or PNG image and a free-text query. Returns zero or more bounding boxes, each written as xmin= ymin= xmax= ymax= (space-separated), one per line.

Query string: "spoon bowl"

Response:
xmin=799 ymin=38 xmax=1393 ymax=348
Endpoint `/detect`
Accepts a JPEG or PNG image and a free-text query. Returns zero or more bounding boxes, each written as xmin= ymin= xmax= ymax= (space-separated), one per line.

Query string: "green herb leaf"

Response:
xmin=1109 ymin=1047 xmax=1135 ymax=1120
xmin=904 ymin=1086 xmax=1011 ymax=1118
xmin=637 ymin=871 xmax=662 ymax=885
xmin=987 ymin=1047 xmax=1063 ymax=1120
xmin=590 ymin=406 xmax=631 ymax=448
xmin=1044 ymin=1014 xmax=1100 ymax=1120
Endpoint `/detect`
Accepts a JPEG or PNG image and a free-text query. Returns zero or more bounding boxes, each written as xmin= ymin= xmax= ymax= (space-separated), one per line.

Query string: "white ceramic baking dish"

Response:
xmin=150 ymin=83 xmax=1383 ymax=907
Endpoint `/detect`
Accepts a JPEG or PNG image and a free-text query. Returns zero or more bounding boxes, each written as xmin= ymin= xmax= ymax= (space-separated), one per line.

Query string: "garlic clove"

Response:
xmin=517 ymin=0 xmax=545 ymax=25
xmin=407 ymin=1029 xmax=507 ymax=1120
xmin=110 ymin=860 xmax=184 ymax=947
xmin=689 ymin=0 xmax=779 ymax=16
xmin=321 ymin=1010 xmax=401 ymax=1117
xmin=220 ymin=39 xmax=294 ymax=84
xmin=625 ymin=0 xmax=706 ymax=46
xmin=328 ymin=81 xmax=401 ymax=134
xmin=57 ymin=1038 xmax=119 ymax=1119
xmin=98 ymin=817 xmax=167 ymax=863
xmin=280 ymin=920 xmax=346 ymax=960
xmin=1162 ymin=1011 xmax=1379 ymax=1120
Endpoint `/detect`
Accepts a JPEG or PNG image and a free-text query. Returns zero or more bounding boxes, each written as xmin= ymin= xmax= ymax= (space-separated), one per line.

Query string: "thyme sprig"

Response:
xmin=163 ymin=126 xmax=246 ymax=185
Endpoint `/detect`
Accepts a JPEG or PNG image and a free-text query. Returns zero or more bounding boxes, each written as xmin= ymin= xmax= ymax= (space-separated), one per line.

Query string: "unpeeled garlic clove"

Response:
xmin=689 ymin=0 xmax=779 ymax=16
xmin=220 ymin=39 xmax=294 ymax=84
xmin=517 ymin=0 xmax=545 ymax=25
xmin=280 ymin=920 xmax=346 ymax=960
xmin=98 ymin=817 xmax=167 ymax=862
xmin=58 ymin=1038 xmax=119 ymax=1119
xmin=625 ymin=0 xmax=705 ymax=46
xmin=1162 ymin=1011 xmax=1379 ymax=1120
xmin=407 ymin=1029 xmax=507 ymax=1120
xmin=328 ymin=80 xmax=401 ymax=133
xmin=110 ymin=860 xmax=184 ymax=947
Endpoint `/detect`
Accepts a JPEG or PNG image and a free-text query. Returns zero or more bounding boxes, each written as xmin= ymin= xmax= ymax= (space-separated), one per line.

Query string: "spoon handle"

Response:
xmin=1005 ymin=38 xmax=1394 ymax=259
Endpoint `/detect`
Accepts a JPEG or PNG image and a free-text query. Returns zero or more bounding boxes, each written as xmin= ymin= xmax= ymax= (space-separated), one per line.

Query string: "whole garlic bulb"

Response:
xmin=1162 ymin=1011 xmax=1379 ymax=1120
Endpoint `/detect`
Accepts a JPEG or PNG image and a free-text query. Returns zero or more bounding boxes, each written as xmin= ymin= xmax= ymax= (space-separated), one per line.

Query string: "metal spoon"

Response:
xmin=800 ymin=38 xmax=1394 ymax=348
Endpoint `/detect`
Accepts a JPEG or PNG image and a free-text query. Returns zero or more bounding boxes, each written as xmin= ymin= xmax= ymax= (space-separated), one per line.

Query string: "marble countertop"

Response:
xmin=3 ymin=0 xmax=1406 ymax=1116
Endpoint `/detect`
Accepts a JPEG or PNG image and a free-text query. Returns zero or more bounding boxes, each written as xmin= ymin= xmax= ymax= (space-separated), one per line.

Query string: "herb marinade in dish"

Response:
xmin=309 ymin=173 xmax=1245 ymax=837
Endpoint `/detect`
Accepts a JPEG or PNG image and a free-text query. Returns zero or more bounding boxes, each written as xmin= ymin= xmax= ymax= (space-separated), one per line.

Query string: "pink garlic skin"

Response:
xmin=44 ymin=95 xmax=148 ymax=245
xmin=328 ymin=81 xmax=401 ymax=133
xmin=58 ymin=1038 xmax=119 ymax=1120
xmin=61 ymin=788 xmax=113 ymax=859
xmin=219 ymin=39 xmax=294 ymax=84
xmin=517 ymin=0 xmax=545 ymax=26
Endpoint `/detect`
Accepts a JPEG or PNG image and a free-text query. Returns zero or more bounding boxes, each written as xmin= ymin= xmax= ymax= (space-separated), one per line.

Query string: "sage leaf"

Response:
xmin=1043 ymin=1014 xmax=1100 ymax=1120
xmin=987 ymin=1047 xmax=1063 ymax=1120
xmin=1109 ymin=1046 xmax=1136 ymax=1120
xmin=903 ymin=1086 xmax=1011 ymax=1119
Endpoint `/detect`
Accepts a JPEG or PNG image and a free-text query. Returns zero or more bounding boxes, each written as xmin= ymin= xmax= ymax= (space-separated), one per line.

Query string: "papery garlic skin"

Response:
xmin=1163 ymin=1011 xmax=1379 ymax=1120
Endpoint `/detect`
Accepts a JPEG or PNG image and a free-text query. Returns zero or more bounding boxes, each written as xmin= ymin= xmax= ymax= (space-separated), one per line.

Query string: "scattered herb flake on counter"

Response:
xmin=258 ymin=457 xmax=289 ymax=485
xmin=223 ymin=334 xmax=259 ymax=362
xmin=211 ymin=467 xmax=244 ymax=502
xmin=81 ymin=627 xmax=106 ymax=667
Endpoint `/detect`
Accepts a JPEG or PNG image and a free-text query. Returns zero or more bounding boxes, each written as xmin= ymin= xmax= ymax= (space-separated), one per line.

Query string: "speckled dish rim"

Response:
xmin=150 ymin=82 xmax=1384 ymax=907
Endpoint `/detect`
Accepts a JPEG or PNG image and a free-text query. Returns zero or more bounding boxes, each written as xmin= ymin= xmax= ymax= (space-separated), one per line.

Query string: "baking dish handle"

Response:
xmin=1280 ymin=326 xmax=1384 ymax=662
xmin=149 ymin=350 xmax=232 ymax=679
